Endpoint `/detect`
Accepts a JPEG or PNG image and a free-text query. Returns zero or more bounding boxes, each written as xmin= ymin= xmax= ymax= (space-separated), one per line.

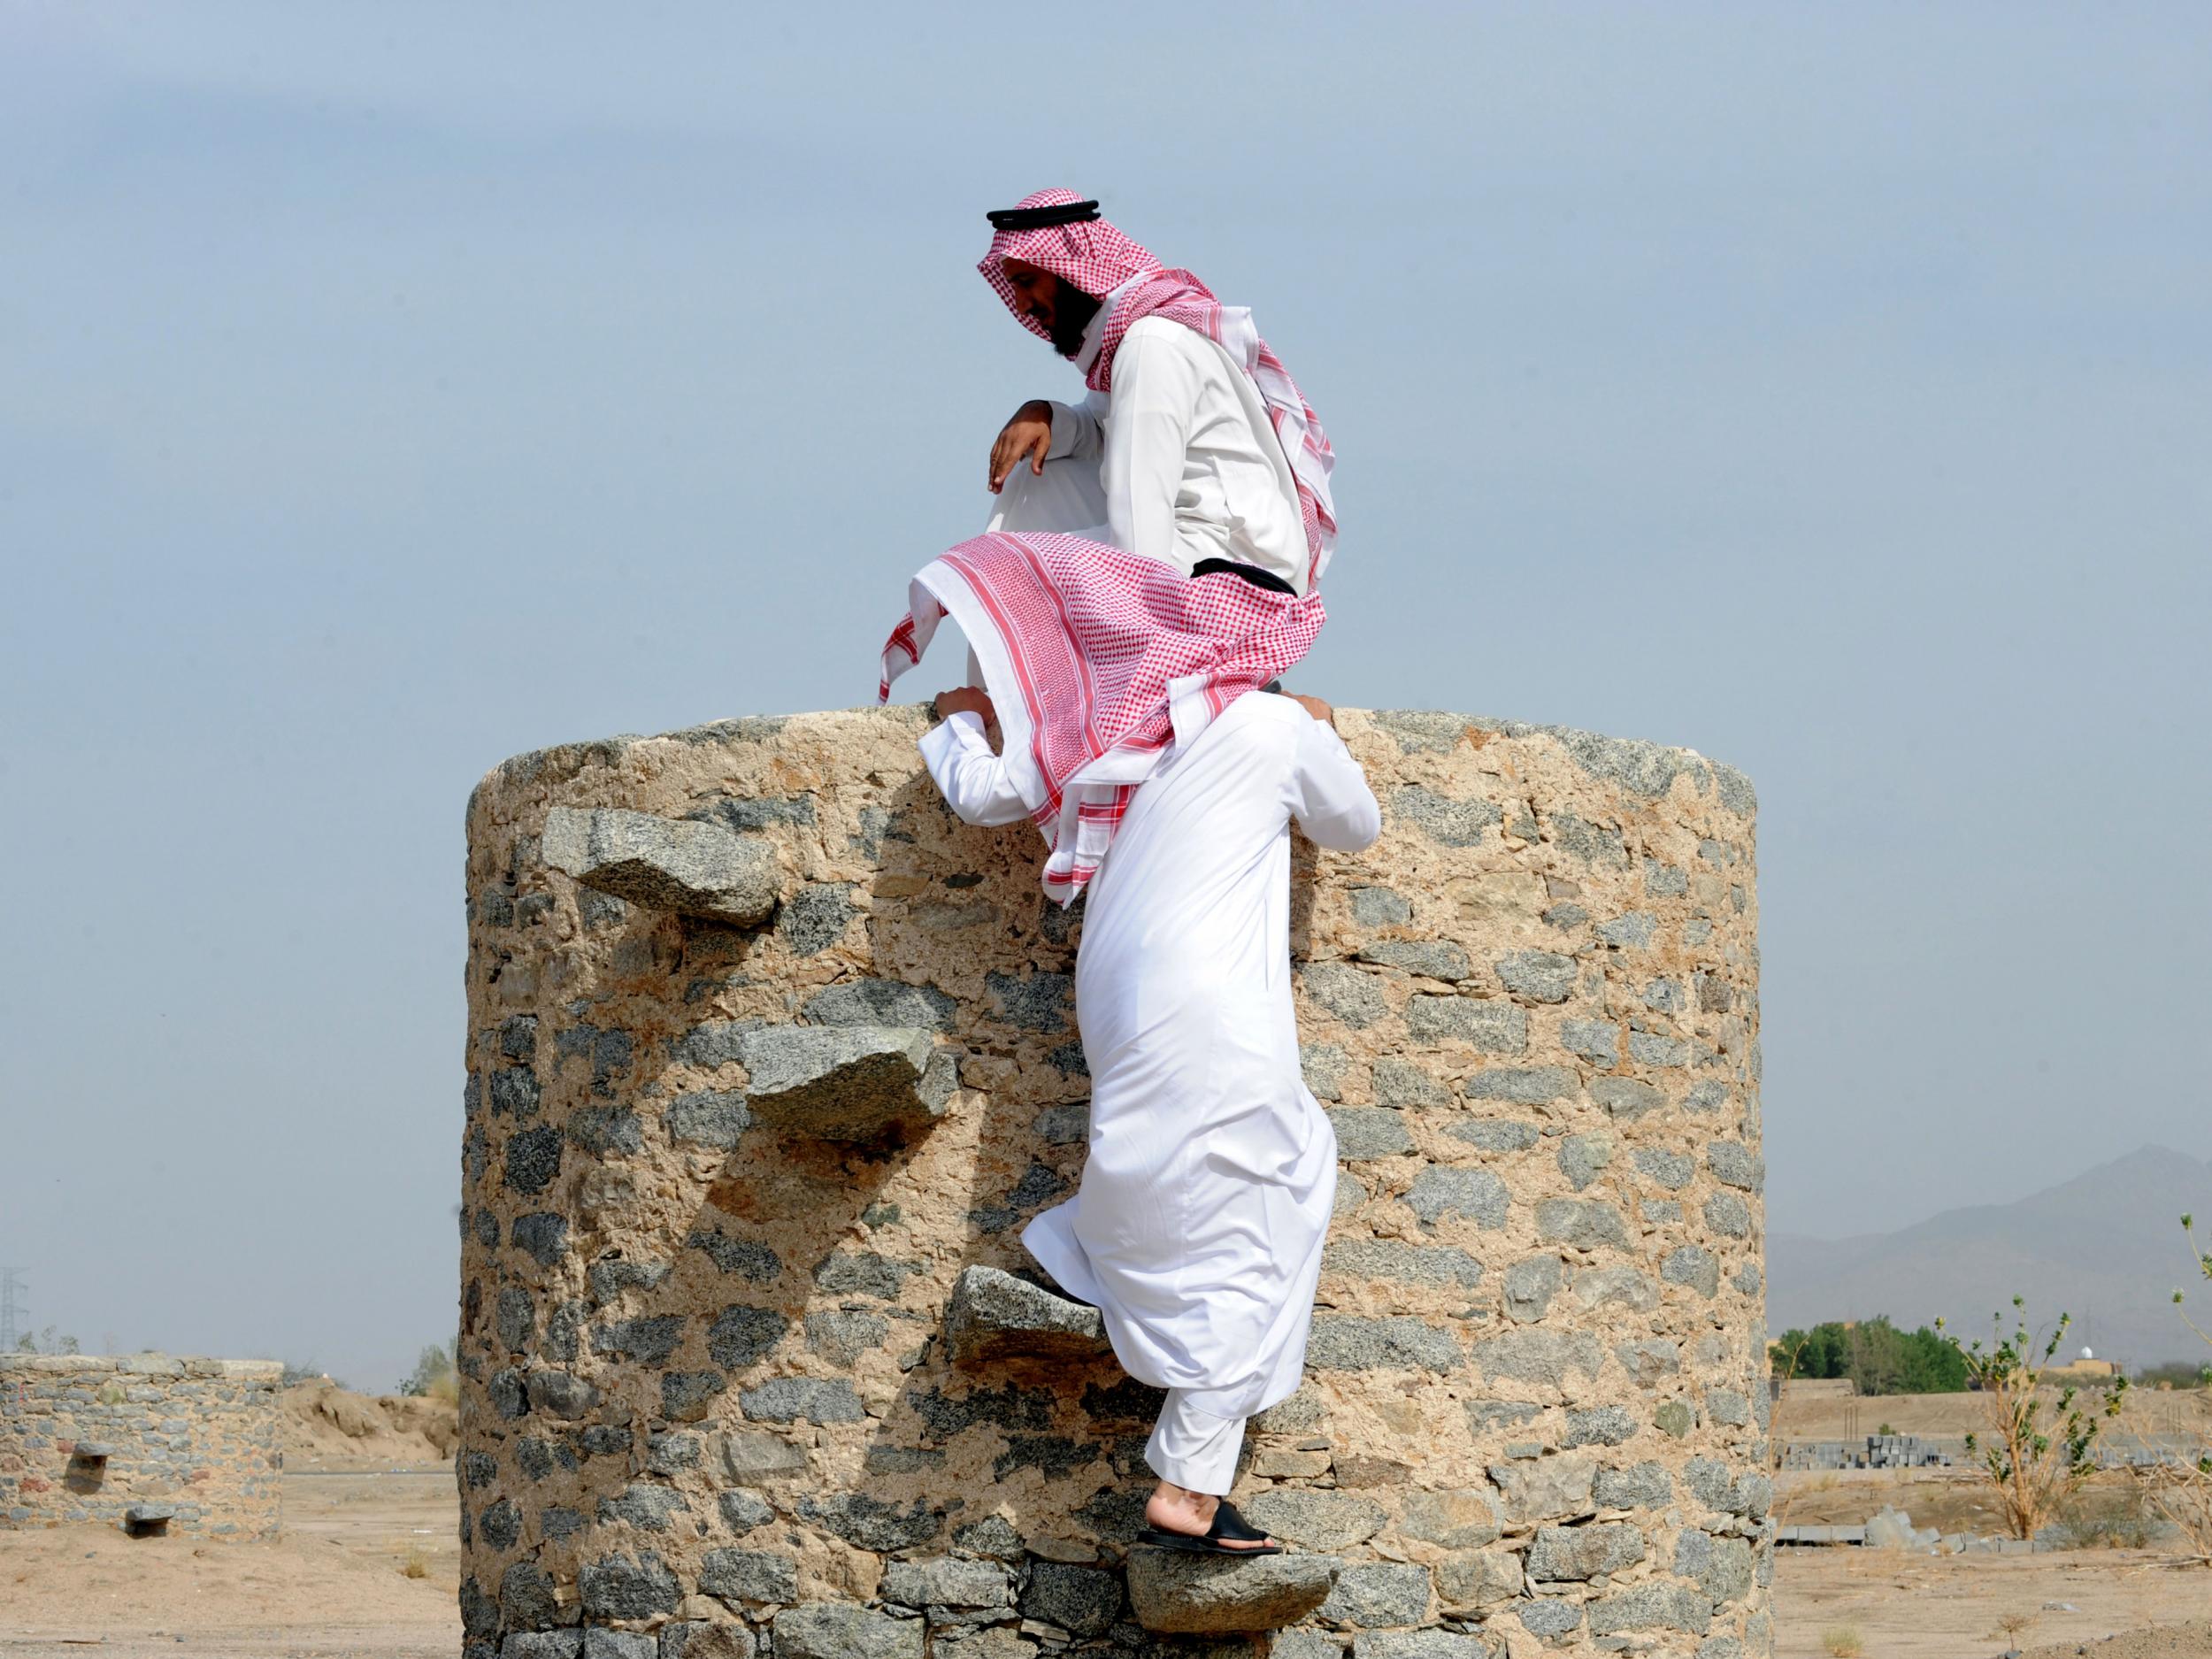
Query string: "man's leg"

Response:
xmin=1141 ymin=1387 xmax=1273 ymax=1547
xmin=986 ymin=454 xmax=1110 ymax=539
xmin=967 ymin=457 xmax=1113 ymax=691
xmin=1146 ymin=1387 xmax=1245 ymax=1494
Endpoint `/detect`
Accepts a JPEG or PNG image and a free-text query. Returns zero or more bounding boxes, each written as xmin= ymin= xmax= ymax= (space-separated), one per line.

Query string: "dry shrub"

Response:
xmin=2132 ymin=1455 xmax=2212 ymax=1563
xmin=2136 ymin=1212 xmax=2212 ymax=1564
xmin=1942 ymin=1299 xmax=2125 ymax=1540
xmin=2050 ymin=1482 xmax=2156 ymax=1549
xmin=399 ymin=1546 xmax=429 ymax=1579
xmin=1821 ymin=1626 xmax=1864 ymax=1658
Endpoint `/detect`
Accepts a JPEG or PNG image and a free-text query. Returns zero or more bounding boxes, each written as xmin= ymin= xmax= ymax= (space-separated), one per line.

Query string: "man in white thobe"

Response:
xmin=981 ymin=298 xmax=1313 ymax=597
xmin=923 ymin=683 xmax=1378 ymax=1548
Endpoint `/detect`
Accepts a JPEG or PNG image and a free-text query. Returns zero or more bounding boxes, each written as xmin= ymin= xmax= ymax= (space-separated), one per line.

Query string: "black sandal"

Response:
xmin=1136 ymin=1498 xmax=1283 ymax=1555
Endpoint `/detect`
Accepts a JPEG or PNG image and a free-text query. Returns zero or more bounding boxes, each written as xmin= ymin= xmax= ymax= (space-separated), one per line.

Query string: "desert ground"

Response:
xmin=3 ymin=1386 xmax=2208 ymax=1658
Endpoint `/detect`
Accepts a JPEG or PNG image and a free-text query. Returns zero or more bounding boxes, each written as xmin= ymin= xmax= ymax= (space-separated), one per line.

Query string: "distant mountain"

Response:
xmin=1768 ymin=1146 xmax=2212 ymax=1370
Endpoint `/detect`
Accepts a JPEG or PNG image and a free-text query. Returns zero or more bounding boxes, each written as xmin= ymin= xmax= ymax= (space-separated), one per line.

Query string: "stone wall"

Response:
xmin=0 ymin=1353 xmax=284 ymax=1537
xmin=459 ymin=706 xmax=1765 ymax=1659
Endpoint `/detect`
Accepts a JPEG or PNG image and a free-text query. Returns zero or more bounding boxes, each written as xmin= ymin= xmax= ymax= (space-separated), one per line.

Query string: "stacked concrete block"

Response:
xmin=459 ymin=705 xmax=1765 ymax=1659
xmin=0 ymin=1353 xmax=284 ymax=1537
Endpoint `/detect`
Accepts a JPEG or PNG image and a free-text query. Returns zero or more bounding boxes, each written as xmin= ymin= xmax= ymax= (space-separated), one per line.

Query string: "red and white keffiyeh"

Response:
xmin=979 ymin=187 xmax=1338 ymax=591
xmin=879 ymin=534 xmax=1324 ymax=904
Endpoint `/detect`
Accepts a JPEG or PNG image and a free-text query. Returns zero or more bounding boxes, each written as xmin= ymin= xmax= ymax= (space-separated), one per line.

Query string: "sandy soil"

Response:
xmin=1774 ymin=1386 xmax=2211 ymax=1448
xmin=281 ymin=1382 xmax=458 ymax=1471
xmin=2016 ymin=1620 xmax=2212 ymax=1658
xmin=1773 ymin=1548 xmax=2212 ymax=1659
xmin=0 ymin=1468 xmax=459 ymax=1659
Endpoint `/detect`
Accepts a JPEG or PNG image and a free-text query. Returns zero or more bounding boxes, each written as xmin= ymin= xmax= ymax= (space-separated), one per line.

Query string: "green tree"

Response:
xmin=401 ymin=1342 xmax=457 ymax=1402
xmin=1771 ymin=1317 xmax=1967 ymax=1394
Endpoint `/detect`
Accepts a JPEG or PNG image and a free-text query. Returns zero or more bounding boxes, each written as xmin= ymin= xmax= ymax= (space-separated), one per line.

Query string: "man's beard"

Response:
xmin=1047 ymin=286 xmax=1104 ymax=357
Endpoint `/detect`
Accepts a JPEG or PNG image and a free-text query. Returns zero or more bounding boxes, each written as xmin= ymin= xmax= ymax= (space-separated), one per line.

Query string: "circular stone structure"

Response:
xmin=458 ymin=706 xmax=1765 ymax=1659
xmin=0 ymin=1353 xmax=285 ymax=1537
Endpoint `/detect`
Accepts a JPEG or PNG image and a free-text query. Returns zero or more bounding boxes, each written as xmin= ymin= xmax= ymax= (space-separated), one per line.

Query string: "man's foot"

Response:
xmin=1142 ymin=1480 xmax=1277 ymax=1550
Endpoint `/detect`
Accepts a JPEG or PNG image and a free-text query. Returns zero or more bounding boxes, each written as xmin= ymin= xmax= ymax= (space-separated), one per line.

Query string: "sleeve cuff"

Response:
xmin=1045 ymin=401 xmax=1092 ymax=461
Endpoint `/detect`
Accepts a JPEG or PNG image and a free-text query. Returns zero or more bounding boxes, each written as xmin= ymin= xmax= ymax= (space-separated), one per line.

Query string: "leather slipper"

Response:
xmin=1136 ymin=1498 xmax=1283 ymax=1555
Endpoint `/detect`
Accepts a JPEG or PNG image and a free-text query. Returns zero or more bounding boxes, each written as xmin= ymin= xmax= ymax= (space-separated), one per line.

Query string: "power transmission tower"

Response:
xmin=0 ymin=1268 xmax=24 ymax=1353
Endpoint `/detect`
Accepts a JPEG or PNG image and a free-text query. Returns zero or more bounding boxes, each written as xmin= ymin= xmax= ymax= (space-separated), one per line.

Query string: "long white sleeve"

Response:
xmin=1287 ymin=715 xmax=1381 ymax=851
xmin=1101 ymin=326 xmax=1200 ymax=574
xmin=1044 ymin=394 xmax=1106 ymax=464
xmin=918 ymin=712 xmax=1033 ymax=827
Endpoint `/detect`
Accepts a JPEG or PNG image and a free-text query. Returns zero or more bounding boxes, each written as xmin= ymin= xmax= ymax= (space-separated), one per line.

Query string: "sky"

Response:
xmin=1 ymin=3 xmax=2206 ymax=1390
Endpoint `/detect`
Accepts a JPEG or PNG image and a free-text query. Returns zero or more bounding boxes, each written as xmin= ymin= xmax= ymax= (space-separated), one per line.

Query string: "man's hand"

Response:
xmin=1289 ymin=693 xmax=1336 ymax=729
xmin=935 ymin=687 xmax=997 ymax=725
xmin=989 ymin=400 xmax=1056 ymax=494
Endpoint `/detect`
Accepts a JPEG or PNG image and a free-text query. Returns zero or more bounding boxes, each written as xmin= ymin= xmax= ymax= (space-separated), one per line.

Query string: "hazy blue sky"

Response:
xmin=3 ymin=4 xmax=2206 ymax=1389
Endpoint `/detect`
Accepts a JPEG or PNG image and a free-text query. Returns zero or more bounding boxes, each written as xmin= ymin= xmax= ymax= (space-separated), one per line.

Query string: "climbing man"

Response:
xmin=876 ymin=189 xmax=1371 ymax=1552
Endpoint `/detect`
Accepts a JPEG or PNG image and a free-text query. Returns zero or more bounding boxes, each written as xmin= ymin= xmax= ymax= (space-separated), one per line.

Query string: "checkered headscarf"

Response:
xmin=979 ymin=188 xmax=1338 ymax=590
xmin=879 ymin=534 xmax=1324 ymax=904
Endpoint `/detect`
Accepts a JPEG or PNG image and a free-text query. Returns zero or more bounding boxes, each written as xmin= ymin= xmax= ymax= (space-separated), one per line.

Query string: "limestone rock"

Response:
xmin=542 ymin=806 xmax=780 ymax=925
xmin=1351 ymin=1631 xmax=1498 ymax=1659
xmin=1486 ymin=1453 xmax=1596 ymax=1525
xmin=1241 ymin=1489 xmax=1387 ymax=1551
xmin=879 ymin=1555 xmax=1011 ymax=1609
xmin=1526 ymin=1521 xmax=1646 ymax=1583
xmin=1317 ymin=1562 xmax=1432 ymax=1629
xmin=1125 ymin=1548 xmax=1340 ymax=1633
xmin=1432 ymin=1548 xmax=1520 ymax=1614
xmin=735 ymin=1026 xmax=956 ymax=1142
xmin=944 ymin=1266 xmax=1110 ymax=1367
xmin=772 ymin=1604 xmax=924 ymax=1659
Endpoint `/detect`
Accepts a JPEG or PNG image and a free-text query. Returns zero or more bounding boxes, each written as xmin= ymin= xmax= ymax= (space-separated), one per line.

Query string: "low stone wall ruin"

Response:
xmin=0 ymin=1353 xmax=284 ymax=1537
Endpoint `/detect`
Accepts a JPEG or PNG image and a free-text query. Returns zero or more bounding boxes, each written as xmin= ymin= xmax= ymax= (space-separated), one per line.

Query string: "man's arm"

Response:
xmin=989 ymin=397 xmax=1103 ymax=492
xmin=1286 ymin=698 xmax=1381 ymax=851
xmin=1102 ymin=326 xmax=1200 ymax=571
xmin=918 ymin=693 xmax=1033 ymax=827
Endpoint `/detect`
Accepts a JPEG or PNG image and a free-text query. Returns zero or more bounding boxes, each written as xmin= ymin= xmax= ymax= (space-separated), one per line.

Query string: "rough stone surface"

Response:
xmin=943 ymin=1266 xmax=1110 ymax=1367
xmin=542 ymin=806 xmax=780 ymax=926
xmin=1018 ymin=1560 xmax=1123 ymax=1635
xmin=459 ymin=707 xmax=1763 ymax=1659
xmin=879 ymin=1555 xmax=1009 ymax=1609
xmin=735 ymin=1026 xmax=956 ymax=1143
xmin=1241 ymin=1489 xmax=1388 ymax=1551
xmin=1527 ymin=1521 xmax=1647 ymax=1583
xmin=1125 ymin=1548 xmax=1340 ymax=1633
xmin=772 ymin=1604 xmax=923 ymax=1659
xmin=1317 ymin=1563 xmax=1432 ymax=1630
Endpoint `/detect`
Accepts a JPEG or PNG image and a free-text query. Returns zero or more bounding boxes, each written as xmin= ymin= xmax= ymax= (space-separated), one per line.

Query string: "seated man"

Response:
xmin=977 ymin=189 xmax=1335 ymax=600
xmin=922 ymin=679 xmax=1379 ymax=1553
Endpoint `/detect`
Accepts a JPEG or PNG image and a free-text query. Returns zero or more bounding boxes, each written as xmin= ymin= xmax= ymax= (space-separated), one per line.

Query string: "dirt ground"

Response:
xmin=1773 ymin=1386 xmax=2212 ymax=1449
xmin=4 ymin=1440 xmax=2209 ymax=1657
xmin=280 ymin=1381 xmax=459 ymax=1471
xmin=0 ymin=1468 xmax=458 ymax=1657
xmin=1773 ymin=1548 xmax=2212 ymax=1659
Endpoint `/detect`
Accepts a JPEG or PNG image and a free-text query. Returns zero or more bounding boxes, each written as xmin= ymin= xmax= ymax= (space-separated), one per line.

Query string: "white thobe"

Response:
xmin=987 ymin=303 xmax=1312 ymax=595
xmin=919 ymin=694 xmax=1381 ymax=1492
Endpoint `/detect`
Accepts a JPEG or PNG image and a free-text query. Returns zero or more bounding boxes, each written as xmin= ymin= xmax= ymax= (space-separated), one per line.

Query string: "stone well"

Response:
xmin=458 ymin=706 xmax=1767 ymax=1659
xmin=0 ymin=1353 xmax=285 ymax=1537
